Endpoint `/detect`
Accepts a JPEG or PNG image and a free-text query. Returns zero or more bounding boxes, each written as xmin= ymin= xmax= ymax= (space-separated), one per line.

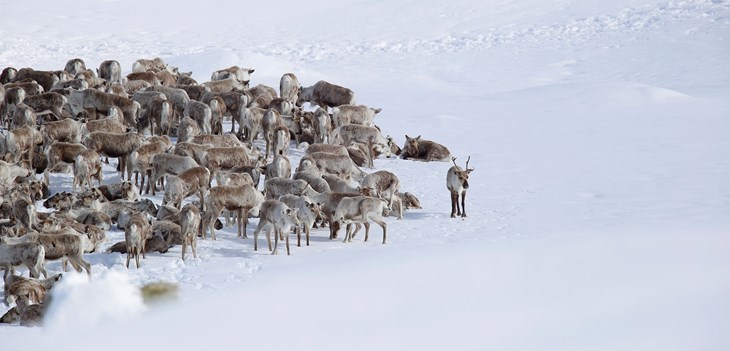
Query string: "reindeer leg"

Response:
xmin=372 ymin=216 xmax=387 ymax=244
xmin=367 ymin=140 xmax=374 ymax=169
xmin=450 ymin=192 xmax=458 ymax=218
xmin=285 ymin=229 xmax=290 ymax=255
xmin=296 ymin=227 xmax=301 ymax=247
xmin=192 ymin=234 xmax=198 ymax=259
xmin=461 ymin=191 xmax=467 ymax=218
xmin=242 ymin=209 xmax=250 ymax=239
xmin=253 ymin=220 xmax=266 ymax=252
xmin=237 ymin=209 xmax=242 ymax=238
xmin=135 ymin=247 xmax=140 ymax=269
xmin=211 ymin=211 xmax=218 ymax=241
xmin=182 ymin=239 xmax=187 ymax=261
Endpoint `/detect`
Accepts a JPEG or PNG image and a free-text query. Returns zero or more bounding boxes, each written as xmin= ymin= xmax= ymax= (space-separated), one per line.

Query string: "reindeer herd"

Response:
xmin=0 ymin=57 xmax=474 ymax=326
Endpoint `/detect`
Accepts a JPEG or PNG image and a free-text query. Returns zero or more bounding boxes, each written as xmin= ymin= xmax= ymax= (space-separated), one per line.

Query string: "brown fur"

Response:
xmin=209 ymin=96 xmax=226 ymax=135
xmin=11 ymin=103 xmax=36 ymax=129
xmin=149 ymin=154 xmax=199 ymax=196
xmin=311 ymin=191 xmax=361 ymax=239
xmin=144 ymin=86 xmax=190 ymax=121
xmin=74 ymin=69 xmax=105 ymax=87
xmin=162 ymin=166 xmax=210 ymax=210
xmin=64 ymin=58 xmax=86 ymax=76
xmin=2 ymin=87 xmax=25 ymax=128
xmin=201 ymin=91 xmax=250 ymax=134
xmin=401 ymin=135 xmax=451 ymax=162
xmin=40 ymin=118 xmax=83 ymax=146
xmin=84 ymin=131 xmax=144 ymax=178
xmin=177 ymin=84 xmax=210 ymax=102
xmin=297 ymin=80 xmax=355 ymax=109
xmin=107 ymin=234 xmax=168 ymax=255
xmin=211 ymin=66 xmax=254 ymax=83
xmin=97 ymin=181 xmax=139 ymax=202
xmin=73 ymin=149 xmax=102 ymax=190
xmin=4 ymin=233 xmax=90 ymax=275
xmin=6 ymin=125 xmax=42 ymax=164
xmin=0 ymin=242 xmax=46 ymax=278
xmin=203 ymin=183 xmax=264 ymax=239
xmin=124 ymin=211 xmax=150 ymax=269
xmin=172 ymin=142 xmax=212 ymax=165
xmin=98 ymin=60 xmax=122 ymax=83
xmin=360 ymin=170 xmax=400 ymax=210
xmin=85 ymin=115 xmax=126 ymax=134
xmin=298 ymin=152 xmax=368 ymax=182
xmin=4 ymin=81 xmax=44 ymax=96
xmin=185 ymin=100 xmax=212 ymax=134
xmin=132 ymin=57 xmax=168 ymax=73
xmin=279 ymin=73 xmax=300 ymax=104
xmin=67 ymin=89 xmax=140 ymax=126
xmin=332 ymin=104 xmax=381 ymax=128
xmin=447 ymin=156 xmax=474 ymax=218
xmin=1 ymin=67 xmax=18 ymax=84
xmin=190 ymin=133 xmax=242 ymax=148
xmin=202 ymin=147 xmax=251 ymax=182
xmin=180 ymin=204 xmax=200 ymax=260
xmin=155 ymin=70 xmax=177 ymax=87
xmin=151 ymin=220 xmax=182 ymax=246
xmin=202 ymin=78 xmax=247 ymax=93
xmin=126 ymin=140 xmax=169 ymax=192
xmin=293 ymin=171 xmax=331 ymax=193
xmin=334 ymin=196 xmax=388 ymax=244
xmin=14 ymin=68 xmax=58 ymax=92
xmin=332 ymin=124 xmax=391 ymax=168
xmin=24 ymin=92 xmax=69 ymax=121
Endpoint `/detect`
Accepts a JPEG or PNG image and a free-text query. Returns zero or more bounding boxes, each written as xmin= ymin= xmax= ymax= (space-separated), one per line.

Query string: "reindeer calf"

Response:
xmin=252 ymin=199 xmax=300 ymax=255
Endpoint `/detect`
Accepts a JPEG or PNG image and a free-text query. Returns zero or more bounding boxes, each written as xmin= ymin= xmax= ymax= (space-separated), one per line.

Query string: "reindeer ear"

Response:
xmin=416 ymin=135 xmax=421 ymax=140
xmin=405 ymin=135 xmax=409 ymax=140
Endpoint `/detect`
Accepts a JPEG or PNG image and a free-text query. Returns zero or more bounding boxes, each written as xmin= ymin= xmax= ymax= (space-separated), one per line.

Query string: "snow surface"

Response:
xmin=1 ymin=0 xmax=729 ymax=349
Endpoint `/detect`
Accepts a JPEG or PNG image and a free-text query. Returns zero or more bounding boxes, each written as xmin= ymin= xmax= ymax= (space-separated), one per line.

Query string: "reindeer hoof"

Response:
xmin=450 ymin=214 xmax=456 ymax=218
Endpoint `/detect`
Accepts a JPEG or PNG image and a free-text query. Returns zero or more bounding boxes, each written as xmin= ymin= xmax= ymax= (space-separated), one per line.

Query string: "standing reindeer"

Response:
xmin=446 ymin=156 xmax=474 ymax=218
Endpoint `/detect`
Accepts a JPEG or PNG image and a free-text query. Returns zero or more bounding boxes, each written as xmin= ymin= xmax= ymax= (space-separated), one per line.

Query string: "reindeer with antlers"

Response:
xmin=447 ymin=156 xmax=474 ymax=218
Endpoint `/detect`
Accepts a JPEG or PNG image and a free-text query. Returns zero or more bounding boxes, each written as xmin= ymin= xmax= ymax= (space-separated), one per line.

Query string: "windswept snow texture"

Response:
xmin=1 ymin=0 xmax=729 ymax=350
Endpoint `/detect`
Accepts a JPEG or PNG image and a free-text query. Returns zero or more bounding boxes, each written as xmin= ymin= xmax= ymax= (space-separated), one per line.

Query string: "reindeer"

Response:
xmin=203 ymin=183 xmax=264 ymax=240
xmin=401 ymin=135 xmax=451 ymax=162
xmin=180 ymin=204 xmax=201 ymax=260
xmin=124 ymin=211 xmax=150 ymax=269
xmin=446 ymin=156 xmax=474 ymax=218
xmin=251 ymin=199 xmax=300 ymax=255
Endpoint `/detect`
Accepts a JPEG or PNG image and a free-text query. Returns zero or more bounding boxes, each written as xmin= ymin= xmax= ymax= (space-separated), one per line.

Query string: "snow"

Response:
xmin=1 ymin=0 xmax=729 ymax=349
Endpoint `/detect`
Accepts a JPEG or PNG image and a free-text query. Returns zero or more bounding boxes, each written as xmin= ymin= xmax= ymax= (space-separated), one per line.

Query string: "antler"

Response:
xmin=465 ymin=156 xmax=474 ymax=171
xmin=451 ymin=157 xmax=458 ymax=167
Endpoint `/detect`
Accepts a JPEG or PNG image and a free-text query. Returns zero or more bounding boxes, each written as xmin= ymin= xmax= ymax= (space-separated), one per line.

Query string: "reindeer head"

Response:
xmin=307 ymin=202 xmax=323 ymax=217
xmin=403 ymin=135 xmax=421 ymax=157
xmin=451 ymin=156 xmax=474 ymax=189
xmin=283 ymin=207 xmax=300 ymax=227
